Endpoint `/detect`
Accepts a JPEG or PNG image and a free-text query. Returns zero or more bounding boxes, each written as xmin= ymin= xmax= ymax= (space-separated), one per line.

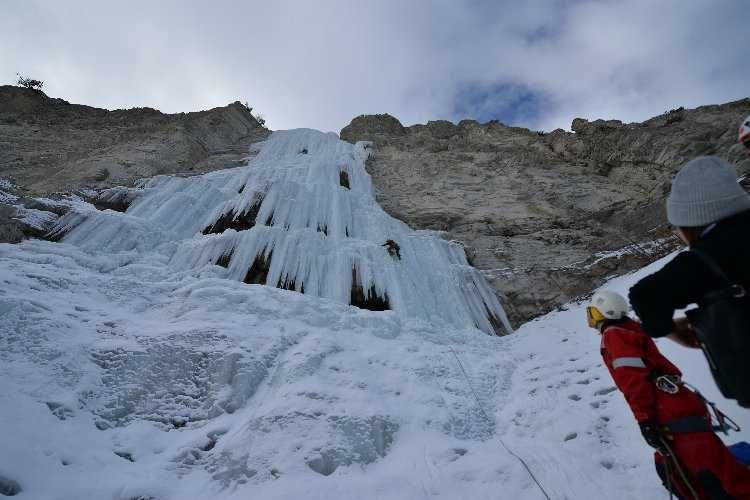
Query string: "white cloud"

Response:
xmin=1 ymin=0 xmax=746 ymax=132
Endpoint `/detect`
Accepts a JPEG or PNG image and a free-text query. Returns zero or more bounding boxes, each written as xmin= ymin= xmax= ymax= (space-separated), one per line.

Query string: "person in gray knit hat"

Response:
xmin=666 ymin=156 xmax=750 ymax=228
xmin=629 ymin=155 xmax=750 ymax=407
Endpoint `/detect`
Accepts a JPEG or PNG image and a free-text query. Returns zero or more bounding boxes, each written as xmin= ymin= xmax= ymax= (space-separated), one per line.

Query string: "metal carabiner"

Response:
xmin=656 ymin=375 xmax=680 ymax=394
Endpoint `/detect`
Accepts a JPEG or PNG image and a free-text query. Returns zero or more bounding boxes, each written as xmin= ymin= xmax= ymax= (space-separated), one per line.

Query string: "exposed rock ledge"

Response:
xmin=0 ymin=85 xmax=269 ymax=195
xmin=341 ymin=99 xmax=750 ymax=325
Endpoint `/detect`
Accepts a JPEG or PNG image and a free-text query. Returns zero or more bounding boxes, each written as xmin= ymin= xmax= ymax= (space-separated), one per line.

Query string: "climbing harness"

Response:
xmin=682 ymin=382 xmax=741 ymax=435
xmin=649 ymin=375 xmax=741 ymax=434
xmin=447 ymin=345 xmax=552 ymax=500
xmin=656 ymin=382 xmax=741 ymax=499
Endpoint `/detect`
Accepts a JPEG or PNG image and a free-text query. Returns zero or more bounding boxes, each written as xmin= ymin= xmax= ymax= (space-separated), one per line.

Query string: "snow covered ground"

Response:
xmin=1 ymin=130 xmax=747 ymax=500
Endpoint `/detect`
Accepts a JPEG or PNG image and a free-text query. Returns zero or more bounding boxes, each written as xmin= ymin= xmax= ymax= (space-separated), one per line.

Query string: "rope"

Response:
xmin=448 ymin=345 xmax=552 ymax=500
xmin=663 ymin=453 xmax=674 ymax=500
xmin=660 ymin=438 xmax=700 ymax=500
xmin=659 ymin=382 xmax=738 ymax=498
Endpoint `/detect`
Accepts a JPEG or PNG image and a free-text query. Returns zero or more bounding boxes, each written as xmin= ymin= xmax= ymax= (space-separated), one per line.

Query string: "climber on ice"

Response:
xmin=587 ymin=290 xmax=750 ymax=499
xmin=382 ymin=239 xmax=401 ymax=259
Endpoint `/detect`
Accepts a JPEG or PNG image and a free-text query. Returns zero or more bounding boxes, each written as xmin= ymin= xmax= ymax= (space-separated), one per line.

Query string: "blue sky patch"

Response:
xmin=452 ymin=82 xmax=548 ymax=128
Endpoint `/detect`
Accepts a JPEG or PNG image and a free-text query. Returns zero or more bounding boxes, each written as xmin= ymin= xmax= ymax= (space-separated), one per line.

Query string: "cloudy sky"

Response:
xmin=2 ymin=1 xmax=746 ymax=132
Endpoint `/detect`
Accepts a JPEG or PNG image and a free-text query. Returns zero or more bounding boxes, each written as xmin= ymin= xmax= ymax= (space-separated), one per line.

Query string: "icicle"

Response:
xmin=56 ymin=129 xmax=512 ymax=334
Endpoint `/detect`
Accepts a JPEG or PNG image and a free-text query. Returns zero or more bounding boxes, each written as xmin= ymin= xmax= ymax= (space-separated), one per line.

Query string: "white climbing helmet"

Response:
xmin=740 ymin=114 xmax=750 ymax=149
xmin=587 ymin=290 xmax=629 ymax=321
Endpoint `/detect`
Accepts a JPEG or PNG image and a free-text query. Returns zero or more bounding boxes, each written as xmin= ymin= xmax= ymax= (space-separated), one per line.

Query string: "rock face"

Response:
xmin=0 ymin=204 xmax=27 ymax=243
xmin=0 ymin=85 xmax=269 ymax=194
xmin=3 ymin=84 xmax=749 ymax=327
xmin=341 ymin=100 xmax=750 ymax=326
xmin=340 ymin=114 xmax=406 ymax=144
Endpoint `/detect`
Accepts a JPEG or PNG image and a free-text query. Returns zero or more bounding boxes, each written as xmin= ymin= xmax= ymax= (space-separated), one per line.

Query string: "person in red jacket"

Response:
xmin=588 ymin=290 xmax=750 ymax=499
xmin=740 ymin=114 xmax=750 ymax=151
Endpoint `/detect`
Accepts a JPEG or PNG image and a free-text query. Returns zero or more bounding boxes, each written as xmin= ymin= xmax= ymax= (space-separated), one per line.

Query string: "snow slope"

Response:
xmin=1 ymin=130 xmax=747 ymax=500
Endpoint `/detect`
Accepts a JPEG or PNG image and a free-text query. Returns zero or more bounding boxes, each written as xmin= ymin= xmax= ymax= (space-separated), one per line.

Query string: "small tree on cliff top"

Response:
xmin=16 ymin=73 xmax=44 ymax=90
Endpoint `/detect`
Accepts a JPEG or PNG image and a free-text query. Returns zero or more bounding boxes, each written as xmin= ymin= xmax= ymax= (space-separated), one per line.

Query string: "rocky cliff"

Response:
xmin=0 ymin=86 xmax=268 ymax=194
xmin=341 ymin=100 xmax=750 ymax=325
xmin=2 ymin=84 xmax=749 ymax=326
xmin=0 ymin=85 xmax=268 ymax=243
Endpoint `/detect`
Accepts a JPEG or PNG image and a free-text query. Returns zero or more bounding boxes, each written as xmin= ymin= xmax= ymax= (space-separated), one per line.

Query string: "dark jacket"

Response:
xmin=629 ymin=209 xmax=750 ymax=338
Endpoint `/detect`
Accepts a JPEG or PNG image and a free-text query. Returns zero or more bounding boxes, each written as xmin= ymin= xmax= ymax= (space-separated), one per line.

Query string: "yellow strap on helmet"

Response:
xmin=586 ymin=306 xmax=606 ymax=324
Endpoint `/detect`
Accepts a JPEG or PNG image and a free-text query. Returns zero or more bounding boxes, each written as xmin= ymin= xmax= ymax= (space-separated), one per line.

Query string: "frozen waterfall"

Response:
xmin=53 ymin=129 xmax=511 ymax=334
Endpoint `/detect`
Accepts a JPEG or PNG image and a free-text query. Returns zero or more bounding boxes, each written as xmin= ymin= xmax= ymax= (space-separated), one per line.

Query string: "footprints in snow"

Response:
xmin=448 ymin=448 xmax=468 ymax=462
xmin=564 ymin=432 xmax=578 ymax=442
xmin=594 ymin=387 xmax=617 ymax=396
xmin=0 ymin=475 xmax=22 ymax=496
xmin=115 ymin=451 xmax=135 ymax=462
xmin=522 ymin=349 xmax=617 ymax=454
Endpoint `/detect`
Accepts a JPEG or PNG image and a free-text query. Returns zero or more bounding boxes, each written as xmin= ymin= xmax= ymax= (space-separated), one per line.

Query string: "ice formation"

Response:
xmin=8 ymin=130 xmax=738 ymax=499
xmin=4 ymin=234 xmax=746 ymax=499
xmin=53 ymin=129 xmax=511 ymax=334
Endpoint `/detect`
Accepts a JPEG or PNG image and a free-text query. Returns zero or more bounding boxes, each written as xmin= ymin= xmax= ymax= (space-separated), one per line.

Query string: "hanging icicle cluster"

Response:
xmin=51 ymin=129 xmax=512 ymax=334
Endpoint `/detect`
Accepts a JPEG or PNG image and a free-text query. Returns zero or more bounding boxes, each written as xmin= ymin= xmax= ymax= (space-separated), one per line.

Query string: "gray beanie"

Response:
xmin=666 ymin=156 xmax=750 ymax=227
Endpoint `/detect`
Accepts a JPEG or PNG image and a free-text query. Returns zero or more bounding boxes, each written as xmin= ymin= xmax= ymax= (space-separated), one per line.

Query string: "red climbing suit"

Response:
xmin=600 ymin=320 xmax=750 ymax=499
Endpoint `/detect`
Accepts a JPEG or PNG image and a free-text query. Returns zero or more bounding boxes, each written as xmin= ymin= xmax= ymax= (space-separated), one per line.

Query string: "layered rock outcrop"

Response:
xmin=341 ymin=100 xmax=750 ymax=325
xmin=0 ymin=86 xmax=268 ymax=194
xmin=3 ymin=84 xmax=749 ymax=326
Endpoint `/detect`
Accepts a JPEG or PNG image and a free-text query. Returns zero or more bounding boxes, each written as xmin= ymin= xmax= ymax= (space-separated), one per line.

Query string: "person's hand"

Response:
xmin=668 ymin=317 xmax=700 ymax=348
xmin=673 ymin=317 xmax=692 ymax=333
xmin=666 ymin=332 xmax=700 ymax=348
xmin=639 ymin=421 xmax=667 ymax=450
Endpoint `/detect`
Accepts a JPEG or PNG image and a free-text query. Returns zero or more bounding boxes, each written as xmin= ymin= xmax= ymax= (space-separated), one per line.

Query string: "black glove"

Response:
xmin=639 ymin=421 xmax=665 ymax=450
